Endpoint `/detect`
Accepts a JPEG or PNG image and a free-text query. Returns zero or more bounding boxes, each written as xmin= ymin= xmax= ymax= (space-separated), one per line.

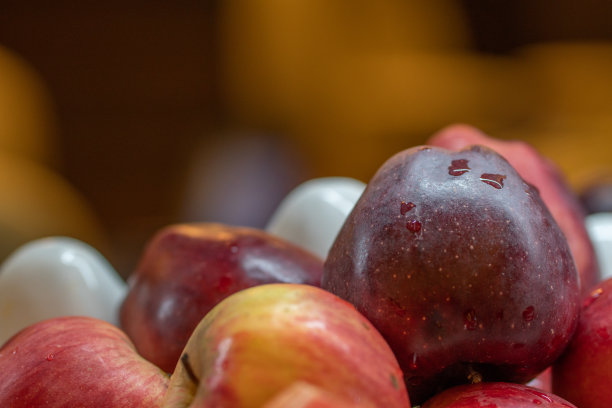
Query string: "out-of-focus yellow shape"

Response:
xmin=217 ymin=0 xmax=471 ymax=127
xmin=300 ymin=52 xmax=533 ymax=136
xmin=496 ymin=42 xmax=612 ymax=192
xmin=290 ymin=51 xmax=535 ymax=180
xmin=0 ymin=152 xmax=108 ymax=263
xmin=216 ymin=0 xmax=541 ymax=180
xmin=519 ymin=42 xmax=612 ymax=119
xmin=498 ymin=115 xmax=612 ymax=192
xmin=0 ymin=44 xmax=59 ymax=166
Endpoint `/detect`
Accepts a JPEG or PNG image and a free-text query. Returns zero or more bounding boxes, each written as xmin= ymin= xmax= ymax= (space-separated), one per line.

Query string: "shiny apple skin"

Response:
xmin=552 ymin=278 xmax=612 ymax=407
xmin=162 ymin=283 xmax=410 ymax=408
xmin=428 ymin=124 xmax=600 ymax=295
xmin=120 ymin=223 xmax=324 ymax=373
xmin=322 ymin=145 xmax=580 ymax=404
xmin=0 ymin=316 xmax=168 ymax=408
xmin=422 ymin=382 xmax=576 ymax=408
xmin=261 ymin=382 xmax=364 ymax=408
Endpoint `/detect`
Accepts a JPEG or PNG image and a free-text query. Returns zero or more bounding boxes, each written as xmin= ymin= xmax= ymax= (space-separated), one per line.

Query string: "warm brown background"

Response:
xmin=1 ymin=1 xmax=612 ymax=276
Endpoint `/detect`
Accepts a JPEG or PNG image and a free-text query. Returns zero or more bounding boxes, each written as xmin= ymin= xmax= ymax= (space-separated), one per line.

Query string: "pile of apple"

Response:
xmin=0 ymin=124 xmax=610 ymax=407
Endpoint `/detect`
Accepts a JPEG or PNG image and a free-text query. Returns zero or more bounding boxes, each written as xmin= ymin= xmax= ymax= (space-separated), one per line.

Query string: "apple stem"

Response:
xmin=181 ymin=353 xmax=200 ymax=385
xmin=467 ymin=365 xmax=482 ymax=384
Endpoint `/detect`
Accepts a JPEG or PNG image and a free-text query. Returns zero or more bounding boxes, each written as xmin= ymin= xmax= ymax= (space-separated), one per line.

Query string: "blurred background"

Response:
xmin=1 ymin=0 xmax=612 ymax=277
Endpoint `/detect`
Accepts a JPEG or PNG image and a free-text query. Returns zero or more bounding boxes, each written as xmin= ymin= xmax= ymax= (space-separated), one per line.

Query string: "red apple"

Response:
xmin=161 ymin=283 xmax=410 ymax=408
xmin=552 ymin=277 xmax=612 ymax=407
xmin=322 ymin=144 xmax=580 ymax=404
xmin=427 ymin=124 xmax=601 ymax=294
xmin=422 ymin=382 xmax=576 ymax=407
xmin=120 ymin=223 xmax=324 ymax=373
xmin=0 ymin=316 xmax=168 ymax=407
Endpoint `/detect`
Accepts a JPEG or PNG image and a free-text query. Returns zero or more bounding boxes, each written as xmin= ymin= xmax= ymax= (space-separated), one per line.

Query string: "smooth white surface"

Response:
xmin=0 ymin=237 xmax=127 ymax=345
xmin=266 ymin=177 xmax=366 ymax=259
xmin=586 ymin=212 xmax=612 ymax=281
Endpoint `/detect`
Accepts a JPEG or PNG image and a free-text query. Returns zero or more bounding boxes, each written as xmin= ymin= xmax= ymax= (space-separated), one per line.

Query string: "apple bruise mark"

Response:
xmin=390 ymin=373 xmax=400 ymax=390
xmin=181 ymin=353 xmax=200 ymax=385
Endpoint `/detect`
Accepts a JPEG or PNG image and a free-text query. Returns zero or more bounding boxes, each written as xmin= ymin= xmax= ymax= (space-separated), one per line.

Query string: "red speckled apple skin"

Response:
xmin=323 ymin=145 xmax=580 ymax=404
xmin=428 ymin=124 xmax=600 ymax=296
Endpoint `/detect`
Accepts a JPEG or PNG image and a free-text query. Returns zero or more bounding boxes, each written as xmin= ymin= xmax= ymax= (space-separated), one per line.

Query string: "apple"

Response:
xmin=120 ymin=223 xmax=324 ymax=373
xmin=266 ymin=176 xmax=366 ymax=259
xmin=0 ymin=236 xmax=127 ymax=345
xmin=427 ymin=124 xmax=601 ymax=294
xmin=552 ymin=277 xmax=612 ymax=407
xmin=421 ymin=382 xmax=576 ymax=407
xmin=322 ymin=144 xmax=580 ymax=404
xmin=261 ymin=382 xmax=364 ymax=408
xmin=0 ymin=316 xmax=168 ymax=407
xmin=161 ymin=283 xmax=410 ymax=408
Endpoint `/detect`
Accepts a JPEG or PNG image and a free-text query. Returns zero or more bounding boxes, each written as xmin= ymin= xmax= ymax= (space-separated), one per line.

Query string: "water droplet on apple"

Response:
xmin=540 ymin=395 xmax=553 ymax=403
xmin=529 ymin=390 xmax=553 ymax=403
xmin=408 ymin=353 xmax=419 ymax=370
xmin=522 ymin=306 xmax=535 ymax=322
xmin=584 ymin=287 xmax=603 ymax=308
xmin=463 ymin=308 xmax=477 ymax=330
xmin=448 ymin=159 xmax=470 ymax=176
xmin=406 ymin=220 xmax=422 ymax=233
xmin=46 ymin=353 xmax=55 ymax=361
xmin=400 ymin=201 xmax=416 ymax=215
xmin=479 ymin=173 xmax=506 ymax=189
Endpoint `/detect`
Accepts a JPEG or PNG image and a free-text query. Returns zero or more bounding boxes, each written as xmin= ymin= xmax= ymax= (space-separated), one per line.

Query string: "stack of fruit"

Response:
xmin=0 ymin=124 xmax=610 ymax=407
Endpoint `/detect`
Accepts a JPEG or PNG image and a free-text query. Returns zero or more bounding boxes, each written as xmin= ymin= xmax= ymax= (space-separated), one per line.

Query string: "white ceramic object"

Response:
xmin=586 ymin=212 xmax=612 ymax=282
xmin=0 ymin=237 xmax=127 ymax=345
xmin=266 ymin=177 xmax=366 ymax=259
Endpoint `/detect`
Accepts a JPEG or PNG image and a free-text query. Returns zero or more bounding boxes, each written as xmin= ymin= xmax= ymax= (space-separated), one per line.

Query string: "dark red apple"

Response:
xmin=0 ymin=316 xmax=168 ymax=407
xmin=552 ymin=277 xmax=612 ymax=407
xmin=120 ymin=223 xmax=323 ymax=373
xmin=428 ymin=124 xmax=601 ymax=294
xmin=322 ymin=144 xmax=580 ymax=404
xmin=421 ymin=382 xmax=576 ymax=407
